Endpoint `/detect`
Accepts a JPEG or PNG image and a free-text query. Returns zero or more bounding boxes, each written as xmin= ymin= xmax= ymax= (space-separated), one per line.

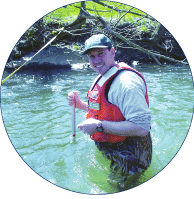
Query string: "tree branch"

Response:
xmin=81 ymin=8 xmax=188 ymax=65
xmin=113 ymin=8 xmax=133 ymax=27
xmin=93 ymin=0 xmax=152 ymax=19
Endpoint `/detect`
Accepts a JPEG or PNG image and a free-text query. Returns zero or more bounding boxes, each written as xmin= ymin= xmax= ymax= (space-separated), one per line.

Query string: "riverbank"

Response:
xmin=5 ymin=44 xmax=89 ymax=70
xmin=5 ymin=24 xmax=186 ymax=70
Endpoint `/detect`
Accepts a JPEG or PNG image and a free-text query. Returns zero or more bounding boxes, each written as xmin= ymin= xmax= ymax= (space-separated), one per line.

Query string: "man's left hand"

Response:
xmin=78 ymin=118 xmax=100 ymax=135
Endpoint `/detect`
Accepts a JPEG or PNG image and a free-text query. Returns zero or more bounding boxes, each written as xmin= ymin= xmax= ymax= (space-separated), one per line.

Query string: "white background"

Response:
xmin=0 ymin=0 xmax=193 ymax=198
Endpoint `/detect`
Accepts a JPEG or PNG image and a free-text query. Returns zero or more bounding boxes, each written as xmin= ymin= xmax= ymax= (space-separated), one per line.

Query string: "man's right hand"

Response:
xmin=68 ymin=91 xmax=83 ymax=109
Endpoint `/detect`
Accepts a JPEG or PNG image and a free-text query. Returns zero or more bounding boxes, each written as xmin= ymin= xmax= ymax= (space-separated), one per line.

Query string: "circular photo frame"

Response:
xmin=1 ymin=0 xmax=193 ymax=197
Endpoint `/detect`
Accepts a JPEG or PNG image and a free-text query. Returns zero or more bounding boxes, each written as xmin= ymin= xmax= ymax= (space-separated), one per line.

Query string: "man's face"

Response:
xmin=87 ymin=48 xmax=115 ymax=75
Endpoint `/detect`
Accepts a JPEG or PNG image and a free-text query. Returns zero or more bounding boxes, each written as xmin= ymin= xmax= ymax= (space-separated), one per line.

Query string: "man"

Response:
xmin=68 ymin=34 xmax=152 ymax=175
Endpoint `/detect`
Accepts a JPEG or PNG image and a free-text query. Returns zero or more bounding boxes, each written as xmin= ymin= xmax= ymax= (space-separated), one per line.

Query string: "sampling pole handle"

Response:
xmin=72 ymin=101 xmax=76 ymax=137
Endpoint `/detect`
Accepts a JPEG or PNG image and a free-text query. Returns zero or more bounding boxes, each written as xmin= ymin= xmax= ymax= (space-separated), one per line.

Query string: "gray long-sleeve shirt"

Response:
xmin=108 ymin=70 xmax=151 ymax=132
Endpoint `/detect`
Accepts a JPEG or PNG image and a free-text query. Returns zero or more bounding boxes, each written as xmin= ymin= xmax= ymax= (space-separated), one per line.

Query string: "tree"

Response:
xmin=60 ymin=0 xmax=188 ymax=66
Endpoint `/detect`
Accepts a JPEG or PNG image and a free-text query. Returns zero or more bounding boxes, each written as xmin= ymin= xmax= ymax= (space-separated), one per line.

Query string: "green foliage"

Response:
xmin=43 ymin=3 xmax=81 ymax=25
xmin=139 ymin=25 xmax=148 ymax=33
xmin=73 ymin=43 xmax=80 ymax=50
xmin=86 ymin=1 xmax=146 ymax=23
xmin=52 ymin=30 xmax=58 ymax=35
xmin=43 ymin=1 xmax=153 ymax=32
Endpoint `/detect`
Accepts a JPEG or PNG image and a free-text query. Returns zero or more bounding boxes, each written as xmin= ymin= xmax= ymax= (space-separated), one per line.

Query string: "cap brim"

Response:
xmin=82 ymin=45 xmax=110 ymax=55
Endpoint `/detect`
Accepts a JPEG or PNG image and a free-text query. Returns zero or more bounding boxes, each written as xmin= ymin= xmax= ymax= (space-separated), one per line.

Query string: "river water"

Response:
xmin=1 ymin=63 xmax=193 ymax=194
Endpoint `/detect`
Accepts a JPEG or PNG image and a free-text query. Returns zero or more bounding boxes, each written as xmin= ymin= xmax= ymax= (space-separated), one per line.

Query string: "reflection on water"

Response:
xmin=1 ymin=64 xmax=193 ymax=194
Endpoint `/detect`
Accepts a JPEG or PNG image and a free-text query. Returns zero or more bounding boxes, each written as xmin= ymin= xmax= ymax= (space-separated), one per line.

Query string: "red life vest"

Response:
xmin=86 ymin=62 xmax=149 ymax=143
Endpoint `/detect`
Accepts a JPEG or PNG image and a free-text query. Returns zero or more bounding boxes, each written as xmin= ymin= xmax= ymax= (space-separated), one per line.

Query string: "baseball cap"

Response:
xmin=83 ymin=34 xmax=112 ymax=55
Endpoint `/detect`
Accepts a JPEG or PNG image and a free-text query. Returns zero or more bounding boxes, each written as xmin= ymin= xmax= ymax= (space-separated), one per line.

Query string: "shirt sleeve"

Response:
xmin=108 ymin=70 xmax=151 ymax=132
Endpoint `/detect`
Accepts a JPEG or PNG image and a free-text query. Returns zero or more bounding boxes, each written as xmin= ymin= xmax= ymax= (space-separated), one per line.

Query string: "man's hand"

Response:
xmin=78 ymin=118 xmax=101 ymax=135
xmin=68 ymin=91 xmax=86 ymax=110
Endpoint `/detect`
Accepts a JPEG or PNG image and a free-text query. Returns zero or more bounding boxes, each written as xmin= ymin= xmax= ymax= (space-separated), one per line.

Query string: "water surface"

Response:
xmin=1 ymin=64 xmax=193 ymax=194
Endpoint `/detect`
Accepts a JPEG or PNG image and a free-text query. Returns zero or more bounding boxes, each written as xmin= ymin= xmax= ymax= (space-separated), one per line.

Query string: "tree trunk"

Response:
xmin=152 ymin=24 xmax=166 ymax=45
xmin=58 ymin=2 xmax=87 ymax=39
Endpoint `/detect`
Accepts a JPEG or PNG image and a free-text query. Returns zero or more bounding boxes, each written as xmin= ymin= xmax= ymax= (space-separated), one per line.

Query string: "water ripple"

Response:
xmin=1 ymin=65 xmax=193 ymax=194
